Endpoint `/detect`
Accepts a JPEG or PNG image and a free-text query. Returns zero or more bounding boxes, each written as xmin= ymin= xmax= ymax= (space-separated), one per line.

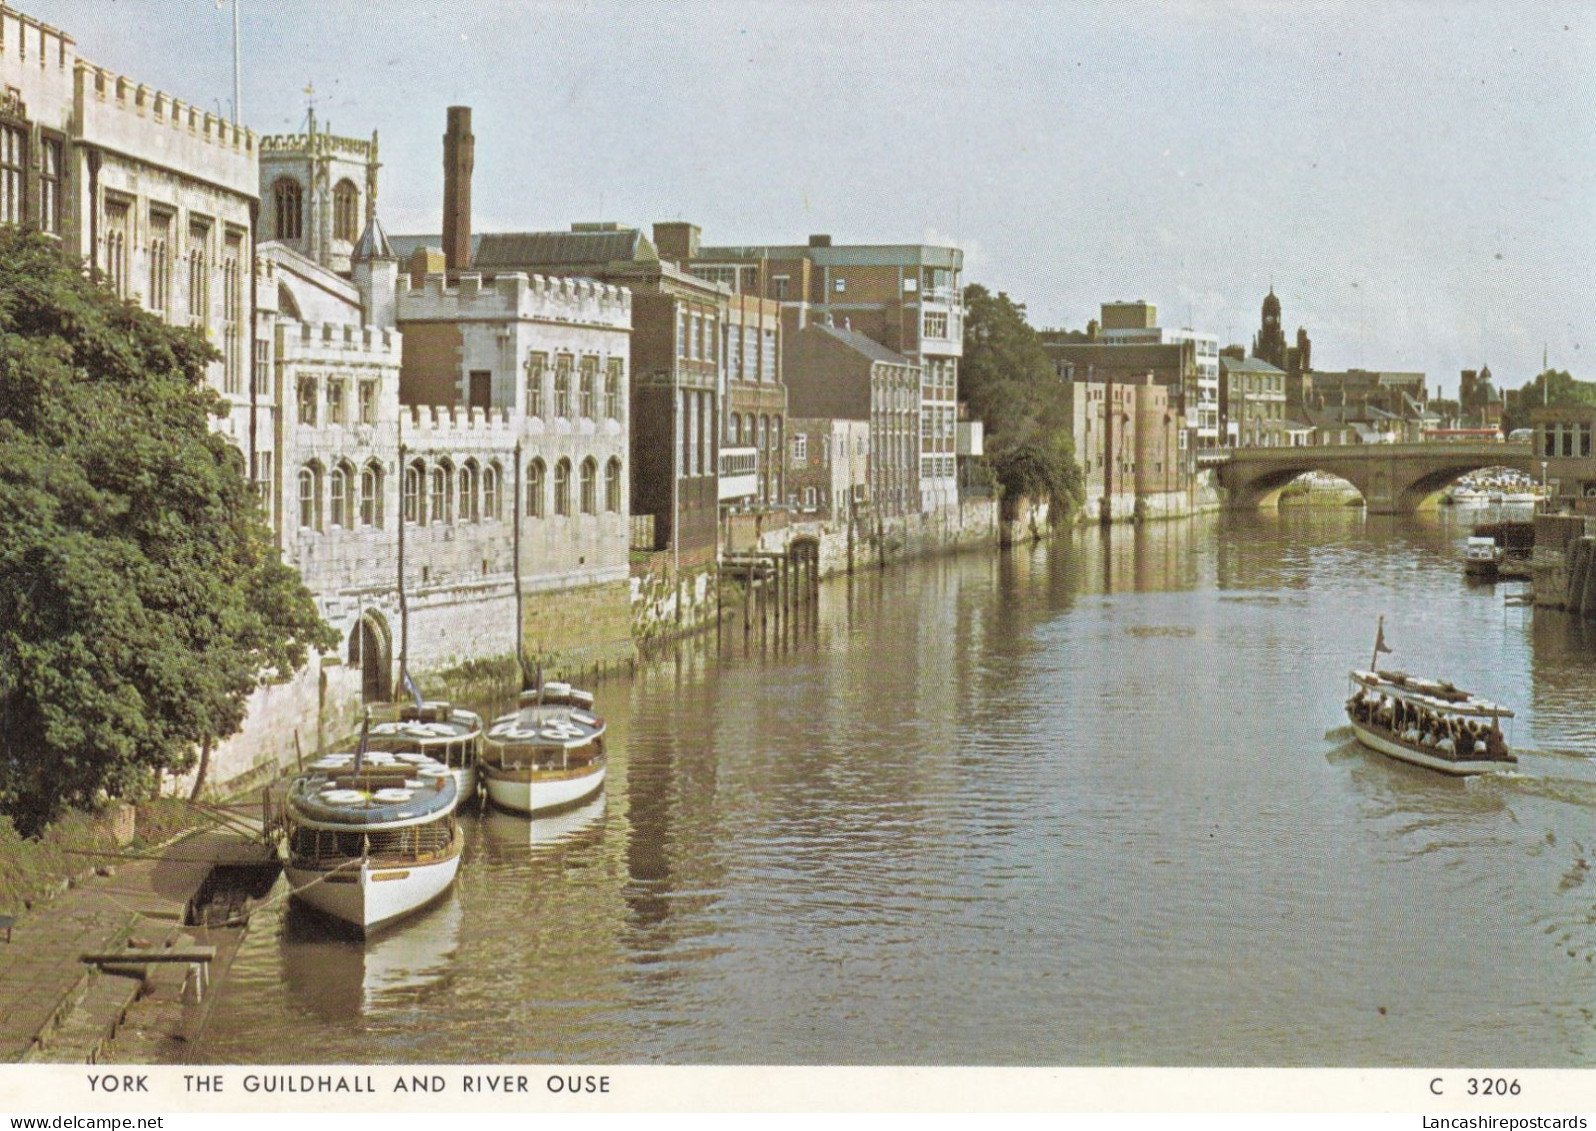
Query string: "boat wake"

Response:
xmin=1470 ymin=771 xmax=1596 ymax=811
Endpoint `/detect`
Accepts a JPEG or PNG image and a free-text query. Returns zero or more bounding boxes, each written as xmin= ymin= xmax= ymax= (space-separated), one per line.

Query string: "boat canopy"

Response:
xmin=1349 ymin=669 xmax=1514 ymax=719
xmin=286 ymin=759 xmax=458 ymax=830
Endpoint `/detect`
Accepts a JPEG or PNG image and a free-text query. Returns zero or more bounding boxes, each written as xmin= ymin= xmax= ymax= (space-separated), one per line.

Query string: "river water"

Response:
xmin=200 ymin=507 xmax=1596 ymax=1066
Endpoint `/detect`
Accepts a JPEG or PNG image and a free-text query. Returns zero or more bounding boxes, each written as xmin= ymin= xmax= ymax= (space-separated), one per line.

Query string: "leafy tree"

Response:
xmin=0 ymin=229 xmax=334 ymax=833
xmin=1502 ymin=369 xmax=1596 ymax=433
xmin=961 ymin=283 xmax=1082 ymax=516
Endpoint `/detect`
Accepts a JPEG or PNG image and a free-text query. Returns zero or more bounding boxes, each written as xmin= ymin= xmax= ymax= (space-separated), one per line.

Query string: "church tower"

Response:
xmin=1252 ymin=286 xmax=1287 ymax=369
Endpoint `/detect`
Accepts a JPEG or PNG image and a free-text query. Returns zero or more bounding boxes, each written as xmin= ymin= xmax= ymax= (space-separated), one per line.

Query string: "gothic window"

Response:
xmin=333 ymin=179 xmax=359 ymax=243
xmin=187 ymin=221 xmax=210 ymax=325
xmin=359 ymin=380 xmax=377 ymax=425
xmin=554 ymin=355 xmax=572 ymax=417
xmin=605 ymin=358 xmax=623 ymax=420
xmin=553 ymin=458 xmax=571 ymax=517
xmin=222 ymin=232 xmax=244 ymax=393
xmin=525 ymin=351 xmax=548 ymax=417
xmin=105 ymin=200 xmax=130 ymax=298
xmin=39 ymin=138 xmax=61 ymax=235
xmin=579 ymin=357 xmax=597 ymax=420
xmin=325 ymin=379 xmax=346 ymax=425
xmin=272 ymin=178 xmax=303 ymax=242
xmin=429 ymin=465 xmax=448 ymax=524
xmin=0 ymin=124 xmax=23 ymax=227
xmin=579 ymin=457 xmax=597 ymax=515
xmin=460 ymin=460 xmax=479 ymax=523
xmin=526 ymin=458 xmax=545 ymax=518
xmin=297 ymin=376 xmax=317 ymax=425
xmin=483 ymin=462 xmax=500 ymax=521
xmin=404 ymin=460 xmax=424 ymax=524
xmin=148 ymin=210 xmax=172 ymax=316
xmin=605 ymin=457 xmax=621 ymax=513
xmin=298 ymin=463 xmax=323 ymax=531
xmin=328 ymin=462 xmax=352 ymax=528
xmin=360 ymin=461 xmax=382 ymax=527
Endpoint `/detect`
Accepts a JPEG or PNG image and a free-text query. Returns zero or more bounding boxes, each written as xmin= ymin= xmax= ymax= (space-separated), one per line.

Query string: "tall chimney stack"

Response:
xmin=443 ymin=106 xmax=474 ymax=274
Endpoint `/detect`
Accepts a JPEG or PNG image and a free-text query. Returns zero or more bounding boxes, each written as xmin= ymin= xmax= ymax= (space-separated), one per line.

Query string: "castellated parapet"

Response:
xmin=73 ymin=63 xmax=257 ymax=199
xmin=402 ymin=271 xmax=631 ymax=329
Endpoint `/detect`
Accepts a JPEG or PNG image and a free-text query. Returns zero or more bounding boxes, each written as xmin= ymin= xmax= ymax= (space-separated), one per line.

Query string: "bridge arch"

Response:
xmin=1214 ymin=443 xmax=1536 ymax=515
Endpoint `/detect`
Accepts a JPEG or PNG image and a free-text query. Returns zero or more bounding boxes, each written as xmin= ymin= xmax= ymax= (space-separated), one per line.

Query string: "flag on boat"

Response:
xmin=402 ymin=667 xmax=423 ymax=707
xmin=1375 ymin=620 xmax=1392 ymax=656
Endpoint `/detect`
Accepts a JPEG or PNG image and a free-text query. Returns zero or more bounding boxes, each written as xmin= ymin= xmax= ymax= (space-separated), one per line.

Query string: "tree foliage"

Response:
xmin=961 ymin=283 xmax=1082 ymax=515
xmin=0 ymin=229 xmax=334 ymax=833
xmin=1502 ymin=369 xmax=1596 ymax=434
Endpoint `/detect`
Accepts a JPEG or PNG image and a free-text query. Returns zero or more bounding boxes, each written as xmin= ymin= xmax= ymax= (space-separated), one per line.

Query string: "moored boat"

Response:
xmin=364 ymin=700 xmax=483 ymax=801
xmin=480 ymin=681 xmax=607 ymax=816
xmin=1344 ymin=620 xmax=1515 ymax=775
xmin=280 ymin=746 xmax=463 ymax=934
xmin=1463 ymin=535 xmax=1503 ymax=578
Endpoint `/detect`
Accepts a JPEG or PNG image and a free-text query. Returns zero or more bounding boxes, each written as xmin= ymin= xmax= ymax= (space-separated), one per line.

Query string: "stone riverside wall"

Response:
xmin=1534 ymin=513 xmax=1596 ymax=611
xmin=187 ymin=500 xmax=997 ymax=798
xmin=186 ymin=576 xmax=634 ymax=799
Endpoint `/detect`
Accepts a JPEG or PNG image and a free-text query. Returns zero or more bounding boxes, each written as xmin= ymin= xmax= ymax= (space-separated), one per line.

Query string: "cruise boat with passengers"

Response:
xmin=1345 ymin=620 xmax=1516 ymax=776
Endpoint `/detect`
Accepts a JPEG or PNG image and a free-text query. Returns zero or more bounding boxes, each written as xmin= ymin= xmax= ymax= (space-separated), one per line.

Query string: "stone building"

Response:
xmin=1095 ymin=301 xmax=1221 ymax=455
xmin=257 ymin=112 xmax=379 ymax=276
xmin=1043 ymin=337 xmax=1198 ymax=482
xmin=1061 ymin=372 xmax=1183 ymax=521
xmin=1219 ymin=355 xmax=1288 ymax=448
xmin=785 ymin=322 xmax=920 ymax=518
xmin=471 ymin=224 xmax=726 ymax=571
xmin=1531 ymin=405 xmax=1596 ymax=502
xmin=0 ymin=7 xmax=259 ymax=455
xmin=690 ymin=233 xmax=963 ymax=512
xmin=787 ymin=417 xmax=869 ymax=518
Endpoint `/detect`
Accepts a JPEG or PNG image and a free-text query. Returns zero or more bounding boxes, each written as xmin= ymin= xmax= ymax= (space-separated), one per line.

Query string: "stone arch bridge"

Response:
xmin=1215 ymin=442 xmax=1537 ymax=514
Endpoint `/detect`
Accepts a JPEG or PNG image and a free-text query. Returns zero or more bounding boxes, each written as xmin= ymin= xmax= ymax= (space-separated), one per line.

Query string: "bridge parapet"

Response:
xmin=1216 ymin=442 xmax=1536 ymax=514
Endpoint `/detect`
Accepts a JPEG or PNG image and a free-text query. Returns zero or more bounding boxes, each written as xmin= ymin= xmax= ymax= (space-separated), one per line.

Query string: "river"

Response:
xmin=199 ymin=506 xmax=1596 ymax=1066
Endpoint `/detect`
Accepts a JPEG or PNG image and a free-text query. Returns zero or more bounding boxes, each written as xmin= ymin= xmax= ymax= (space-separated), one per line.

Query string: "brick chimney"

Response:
xmin=443 ymin=106 xmax=474 ymax=274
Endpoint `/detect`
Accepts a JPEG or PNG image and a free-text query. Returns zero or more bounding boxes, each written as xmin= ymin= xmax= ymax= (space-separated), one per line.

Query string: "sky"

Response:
xmin=22 ymin=0 xmax=1596 ymax=400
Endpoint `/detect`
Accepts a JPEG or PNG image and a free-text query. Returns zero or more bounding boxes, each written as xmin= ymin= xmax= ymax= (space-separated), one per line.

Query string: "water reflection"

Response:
xmin=281 ymin=892 xmax=462 ymax=1022
xmin=203 ymin=508 xmax=1596 ymax=1066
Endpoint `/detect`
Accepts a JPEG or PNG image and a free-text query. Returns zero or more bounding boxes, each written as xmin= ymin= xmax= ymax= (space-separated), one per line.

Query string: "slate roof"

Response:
xmin=1218 ymin=355 xmax=1286 ymax=376
xmin=473 ymin=229 xmax=658 ymax=270
xmin=809 ymin=322 xmax=914 ymax=366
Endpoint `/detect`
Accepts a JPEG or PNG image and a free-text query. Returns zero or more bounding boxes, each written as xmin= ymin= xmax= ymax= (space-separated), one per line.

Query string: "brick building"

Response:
xmin=785 ymin=323 xmax=920 ymax=518
xmin=691 ymin=233 xmax=963 ymax=512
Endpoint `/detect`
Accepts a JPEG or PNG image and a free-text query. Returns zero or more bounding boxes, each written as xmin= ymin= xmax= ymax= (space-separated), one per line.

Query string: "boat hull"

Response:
xmin=484 ymin=763 xmax=606 ymax=816
xmin=1348 ymin=718 xmax=1515 ymax=776
xmin=286 ymin=850 xmax=461 ymax=935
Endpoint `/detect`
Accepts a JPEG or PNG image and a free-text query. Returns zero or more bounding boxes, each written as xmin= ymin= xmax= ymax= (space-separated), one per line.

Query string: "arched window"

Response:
xmin=526 ymin=458 xmax=546 ymax=518
xmin=272 ymin=178 xmax=303 ymax=242
xmin=333 ymin=179 xmax=360 ymax=243
xmin=460 ymin=460 xmax=479 ymax=523
xmin=483 ymin=462 xmax=500 ymax=521
xmin=298 ymin=463 xmax=323 ymax=531
xmin=328 ymin=462 xmax=353 ymax=528
xmin=360 ymin=461 xmax=383 ymax=527
xmin=579 ymin=457 xmax=597 ymax=515
xmin=605 ymin=457 xmax=622 ymax=513
xmin=429 ymin=465 xmax=450 ymax=524
xmin=404 ymin=460 xmax=425 ymax=524
xmin=553 ymin=458 xmax=571 ymax=516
